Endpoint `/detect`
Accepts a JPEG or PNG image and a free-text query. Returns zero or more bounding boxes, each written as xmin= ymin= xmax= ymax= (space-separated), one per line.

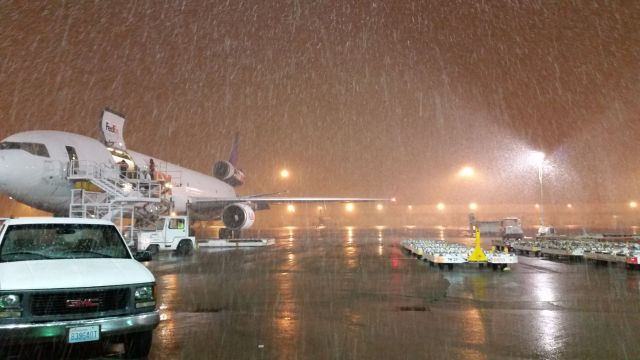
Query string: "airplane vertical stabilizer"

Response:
xmin=228 ymin=132 xmax=240 ymax=166
xmin=100 ymin=108 xmax=127 ymax=150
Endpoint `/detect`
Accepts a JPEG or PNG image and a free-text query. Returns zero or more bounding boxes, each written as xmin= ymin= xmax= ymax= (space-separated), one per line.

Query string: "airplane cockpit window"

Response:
xmin=0 ymin=142 xmax=50 ymax=157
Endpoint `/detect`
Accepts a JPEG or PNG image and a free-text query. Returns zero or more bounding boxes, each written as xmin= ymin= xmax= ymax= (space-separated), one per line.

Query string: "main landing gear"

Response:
xmin=219 ymin=227 xmax=242 ymax=239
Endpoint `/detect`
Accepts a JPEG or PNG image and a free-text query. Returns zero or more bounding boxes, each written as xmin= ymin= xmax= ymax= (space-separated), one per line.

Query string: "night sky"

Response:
xmin=1 ymin=1 xmax=640 ymax=216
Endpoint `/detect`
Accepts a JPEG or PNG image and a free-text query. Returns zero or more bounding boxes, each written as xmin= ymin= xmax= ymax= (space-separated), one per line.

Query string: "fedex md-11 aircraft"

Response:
xmin=0 ymin=109 xmax=390 ymax=235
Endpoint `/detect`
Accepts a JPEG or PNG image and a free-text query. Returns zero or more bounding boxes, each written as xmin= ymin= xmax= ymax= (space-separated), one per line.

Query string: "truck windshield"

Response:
xmin=0 ymin=223 xmax=131 ymax=262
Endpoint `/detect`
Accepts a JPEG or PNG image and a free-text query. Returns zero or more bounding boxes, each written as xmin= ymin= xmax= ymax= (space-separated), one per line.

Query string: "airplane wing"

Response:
xmin=188 ymin=196 xmax=393 ymax=213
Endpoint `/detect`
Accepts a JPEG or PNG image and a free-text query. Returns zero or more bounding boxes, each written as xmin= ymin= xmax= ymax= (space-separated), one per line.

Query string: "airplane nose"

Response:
xmin=0 ymin=154 xmax=9 ymax=185
xmin=0 ymin=152 xmax=31 ymax=188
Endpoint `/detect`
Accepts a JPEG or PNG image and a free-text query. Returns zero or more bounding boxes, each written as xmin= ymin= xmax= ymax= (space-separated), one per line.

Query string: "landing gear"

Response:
xmin=219 ymin=227 xmax=232 ymax=239
xmin=219 ymin=228 xmax=242 ymax=239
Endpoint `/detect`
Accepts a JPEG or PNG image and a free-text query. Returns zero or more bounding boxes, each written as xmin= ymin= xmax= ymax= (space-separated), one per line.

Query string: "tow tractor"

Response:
xmin=137 ymin=215 xmax=197 ymax=256
xmin=137 ymin=215 xmax=275 ymax=255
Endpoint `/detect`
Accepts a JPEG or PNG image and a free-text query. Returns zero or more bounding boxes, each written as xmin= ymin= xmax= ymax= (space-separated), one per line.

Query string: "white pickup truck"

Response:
xmin=0 ymin=217 xmax=159 ymax=358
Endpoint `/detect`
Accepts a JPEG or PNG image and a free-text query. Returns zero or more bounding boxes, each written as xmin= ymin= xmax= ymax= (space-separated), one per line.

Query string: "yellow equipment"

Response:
xmin=467 ymin=227 xmax=488 ymax=262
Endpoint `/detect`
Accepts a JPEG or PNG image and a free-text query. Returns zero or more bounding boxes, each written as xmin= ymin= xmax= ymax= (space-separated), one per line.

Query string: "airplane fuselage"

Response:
xmin=0 ymin=130 xmax=237 ymax=217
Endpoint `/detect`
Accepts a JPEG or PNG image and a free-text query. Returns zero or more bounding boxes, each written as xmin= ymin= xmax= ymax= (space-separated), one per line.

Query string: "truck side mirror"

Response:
xmin=134 ymin=251 xmax=153 ymax=262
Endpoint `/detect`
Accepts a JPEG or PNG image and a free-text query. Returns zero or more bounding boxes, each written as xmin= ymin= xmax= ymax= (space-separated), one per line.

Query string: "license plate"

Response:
xmin=68 ymin=325 xmax=100 ymax=343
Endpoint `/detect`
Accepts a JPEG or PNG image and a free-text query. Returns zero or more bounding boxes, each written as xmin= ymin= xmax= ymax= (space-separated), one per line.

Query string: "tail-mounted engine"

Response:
xmin=213 ymin=160 xmax=245 ymax=187
xmin=222 ymin=203 xmax=255 ymax=230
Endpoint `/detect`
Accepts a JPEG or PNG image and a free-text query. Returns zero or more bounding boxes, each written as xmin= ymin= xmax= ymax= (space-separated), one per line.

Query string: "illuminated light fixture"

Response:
xmin=376 ymin=204 xmax=383 ymax=211
xmin=469 ymin=202 xmax=478 ymax=211
xmin=458 ymin=166 xmax=475 ymax=178
xmin=535 ymin=203 xmax=540 ymax=209
xmin=630 ymin=201 xmax=638 ymax=209
xmin=407 ymin=205 xmax=413 ymax=211
xmin=287 ymin=204 xmax=295 ymax=213
xmin=345 ymin=203 xmax=355 ymax=212
xmin=436 ymin=202 xmax=445 ymax=211
xmin=280 ymin=169 xmax=290 ymax=179
xmin=567 ymin=204 xmax=573 ymax=209
xmin=170 ymin=211 xmax=177 ymax=217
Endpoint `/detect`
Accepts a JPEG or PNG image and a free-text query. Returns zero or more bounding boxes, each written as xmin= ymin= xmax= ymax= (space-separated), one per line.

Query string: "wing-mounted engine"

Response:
xmin=222 ymin=203 xmax=255 ymax=230
xmin=213 ymin=160 xmax=245 ymax=187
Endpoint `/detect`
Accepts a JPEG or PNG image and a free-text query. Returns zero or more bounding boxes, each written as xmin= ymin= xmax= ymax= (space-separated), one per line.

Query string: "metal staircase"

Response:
xmin=67 ymin=160 xmax=171 ymax=244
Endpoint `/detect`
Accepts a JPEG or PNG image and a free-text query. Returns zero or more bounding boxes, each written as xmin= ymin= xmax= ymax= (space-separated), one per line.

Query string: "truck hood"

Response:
xmin=0 ymin=258 xmax=155 ymax=290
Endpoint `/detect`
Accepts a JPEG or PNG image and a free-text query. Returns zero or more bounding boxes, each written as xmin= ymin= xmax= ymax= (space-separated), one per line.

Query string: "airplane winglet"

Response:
xmin=228 ymin=132 xmax=240 ymax=166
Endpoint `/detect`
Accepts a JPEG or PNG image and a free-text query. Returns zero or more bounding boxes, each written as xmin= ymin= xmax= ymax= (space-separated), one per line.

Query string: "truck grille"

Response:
xmin=31 ymin=288 xmax=129 ymax=316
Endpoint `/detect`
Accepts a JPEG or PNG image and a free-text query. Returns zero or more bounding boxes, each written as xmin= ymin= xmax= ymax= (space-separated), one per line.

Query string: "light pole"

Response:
xmin=530 ymin=151 xmax=545 ymax=227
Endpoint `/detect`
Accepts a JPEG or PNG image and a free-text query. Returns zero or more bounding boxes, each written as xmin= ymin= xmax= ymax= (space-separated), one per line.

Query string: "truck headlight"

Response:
xmin=0 ymin=294 xmax=22 ymax=318
xmin=134 ymin=286 xmax=155 ymax=309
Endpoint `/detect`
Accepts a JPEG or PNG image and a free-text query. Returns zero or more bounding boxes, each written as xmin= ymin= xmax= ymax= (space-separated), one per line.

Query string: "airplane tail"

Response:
xmin=228 ymin=132 xmax=240 ymax=166
xmin=213 ymin=132 xmax=245 ymax=187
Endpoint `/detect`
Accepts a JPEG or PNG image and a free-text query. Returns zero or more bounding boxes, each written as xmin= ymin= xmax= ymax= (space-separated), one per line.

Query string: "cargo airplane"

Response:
xmin=0 ymin=109 xmax=390 ymax=236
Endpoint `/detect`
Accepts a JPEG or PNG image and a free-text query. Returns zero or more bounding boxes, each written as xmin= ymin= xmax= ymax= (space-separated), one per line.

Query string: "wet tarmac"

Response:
xmin=144 ymin=228 xmax=640 ymax=360
xmin=7 ymin=228 xmax=640 ymax=359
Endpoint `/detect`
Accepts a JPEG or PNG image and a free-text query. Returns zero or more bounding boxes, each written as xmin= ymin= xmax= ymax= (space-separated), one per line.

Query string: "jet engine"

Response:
xmin=222 ymin=203 xmax=255 ymax=230
xmin=213 ymin=160 xmax=245 ymax=187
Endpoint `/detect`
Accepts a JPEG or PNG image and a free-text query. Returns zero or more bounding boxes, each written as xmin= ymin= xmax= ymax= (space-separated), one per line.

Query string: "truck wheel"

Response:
xmin=148 ymin=244 xmax=159 ymax=256
xmin=123 ymin=330 xmax=152 ymax=358
xmin=176 ymin=240 xmax=193 ymax=256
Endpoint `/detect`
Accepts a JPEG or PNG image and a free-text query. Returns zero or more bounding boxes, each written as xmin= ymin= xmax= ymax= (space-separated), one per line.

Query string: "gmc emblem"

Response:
xmin=65 ymin=298 xmax=101 ymax=308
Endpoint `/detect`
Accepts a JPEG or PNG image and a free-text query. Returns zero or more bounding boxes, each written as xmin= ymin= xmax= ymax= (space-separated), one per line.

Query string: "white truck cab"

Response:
xmin=137 ymin=215 xmax=196 ymax=256
xmin=0 ymin=217 xmax=159 ymax=358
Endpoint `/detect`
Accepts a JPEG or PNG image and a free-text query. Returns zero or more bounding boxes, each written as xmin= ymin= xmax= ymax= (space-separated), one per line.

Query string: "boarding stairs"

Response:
xmin=66 ymin=160 xmax=171 ymax=243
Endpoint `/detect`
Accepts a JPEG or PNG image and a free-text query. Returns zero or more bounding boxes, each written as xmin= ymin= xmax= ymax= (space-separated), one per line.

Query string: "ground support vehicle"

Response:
xmin=199 ymin=238 xmax=275 ymax=248
xmin=540 ymin=246 xmax=585 ymax=259
xmin=511 ymin=240 xmax=542 ymax=256
xmin=0 ymin=217 xmax=158 ymax=358
xmin=500 ymin=217 xmax=524 ymax=238
xmin=486 ymin=251 xmax=518 ymax=271
xmin=137 ymin=215 xmax=197 ymax=256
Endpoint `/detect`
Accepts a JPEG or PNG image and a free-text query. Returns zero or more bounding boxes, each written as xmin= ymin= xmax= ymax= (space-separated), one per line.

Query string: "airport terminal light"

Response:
xmin=437 ymin=202 xmax=445 ymax=211
xmin=407 ymin=205 xmax=413 ymax=211
xmin=280 ymin=169 xmax=290 ymax=179
xmin=458 ymin=166 xmax=475 ymax=178
xmin=287 ymin=204 xmax=296 ymax=213
xmin=567 ymin=203 xmax=573 ymax=209
xmin=469 ymin=202 xmax=478 ymax=211
xmin=345 ymin=203 xmax=354 ymax=212
xmin=377 ymin=203 xmax=384 ymax=211
xmin=630 ymin=201 xmax=638 ymax=209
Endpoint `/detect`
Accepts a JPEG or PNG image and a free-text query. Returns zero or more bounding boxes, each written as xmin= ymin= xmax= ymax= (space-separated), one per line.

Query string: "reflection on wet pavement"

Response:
xmin=137 ymin=228 xmax=640 ymax=359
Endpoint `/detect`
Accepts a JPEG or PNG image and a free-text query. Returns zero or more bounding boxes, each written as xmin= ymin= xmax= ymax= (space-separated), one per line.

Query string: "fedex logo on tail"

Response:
xmin=105 ymin=121 xmax=119 ymax=134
